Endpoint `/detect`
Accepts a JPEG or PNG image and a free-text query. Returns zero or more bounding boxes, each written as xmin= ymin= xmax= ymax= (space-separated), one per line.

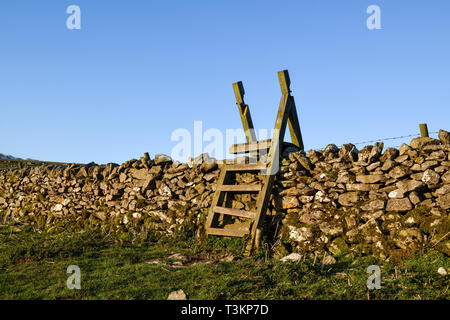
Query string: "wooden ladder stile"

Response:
xmin=205 ymin=70 xmax=304 ymax=254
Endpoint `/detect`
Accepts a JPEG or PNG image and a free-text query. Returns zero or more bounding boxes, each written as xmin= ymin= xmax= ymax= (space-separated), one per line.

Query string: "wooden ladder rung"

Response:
xmin=229 ymin=139 xmax=272 ymax=154
xmin=225 ymin=163 xmax=267 ymax=172
xmin=217 ymin=184 xmax=262 ymax=192
xmin=214 ymin=206 xmax=256 ymax=219
xmin=206 ymin=227 xmax=249 ymax=237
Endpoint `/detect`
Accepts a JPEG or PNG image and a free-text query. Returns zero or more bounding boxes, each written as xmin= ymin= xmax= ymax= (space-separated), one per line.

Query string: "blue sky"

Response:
xmin=1 ymin=0 xmax=449 ymax=164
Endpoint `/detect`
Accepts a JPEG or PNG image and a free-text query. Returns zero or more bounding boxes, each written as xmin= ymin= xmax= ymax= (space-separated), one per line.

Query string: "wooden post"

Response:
xmin=419 ymin=124 xmax=429 ymax=137
xmin=278 ymin=70 xmax=304 ymax=151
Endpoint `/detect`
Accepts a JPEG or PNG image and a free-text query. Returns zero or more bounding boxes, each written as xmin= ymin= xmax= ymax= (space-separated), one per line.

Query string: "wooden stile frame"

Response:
xmin=205 ymin=70 xmax=304 ymax=254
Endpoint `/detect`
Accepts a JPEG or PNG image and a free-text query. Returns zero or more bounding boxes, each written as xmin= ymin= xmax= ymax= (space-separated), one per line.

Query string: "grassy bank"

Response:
xmin=0 ymin=224 xmax=448 ymax=300
xmin=0 ymin=159 xmax=68 ymax=170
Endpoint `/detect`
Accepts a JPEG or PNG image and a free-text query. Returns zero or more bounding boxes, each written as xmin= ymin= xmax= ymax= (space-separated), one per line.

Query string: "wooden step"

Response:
xmin=217 ymin=184 xmax=262 ymax=192
xmin=214 ymin=206 xmax=256 ymax=219
xmin=206 ymin=227 xmax=248 ymax=237
xmin=225 ymin=163 xmax=267 ymax=172
xmin=229 ymin=139 xmax=272 ymax=154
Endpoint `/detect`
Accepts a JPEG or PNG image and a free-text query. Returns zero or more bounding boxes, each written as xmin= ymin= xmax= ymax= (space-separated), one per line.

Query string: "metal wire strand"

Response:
xmin=312 ymin=131 xmax=440 ymax=151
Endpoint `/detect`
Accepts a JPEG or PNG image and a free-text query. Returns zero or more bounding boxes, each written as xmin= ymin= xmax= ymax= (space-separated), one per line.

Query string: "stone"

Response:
xmin=443 ymin=171 xmax=450 ymax=184
xmin=386 ymin=198 xmax=413 ymax=212
xmin=381 ymin=148 xmax=399 ymax=161
xmin=288 ymin=225 xmax=313 ymax=242
xmin=158 ymin=184 xmax=172 ymax=196
xmin=361 ymin=210 xmax=384 ymax=221
xmin=396 ymin=180 xmax=424 ymax=194
xmin=168 ymin=253 xmax=189 ymax=262
xmin=345 ymin=215 xmax=358 ymax=229
xmin=94 ymin=211 xmax=106 ymax=221
xmin=366 ymin=162 xmax=381 ymax=171
xmin=388 ymin=189 xmax=405 ymax=199
xmin=410 ymin=137 xmax=440 ymax=150
xmin=437 ymin=267 xmax=447 ymax=276
xmin=296 ymin=154 xmax=314 ymax=171
xmin=194 ymin=183 xmax=206 ymax=194
xmin=339 ymin=144 xmax=358 ymax=162
xmin=436 ymin=185 xmax=450 ymax=195
xmin=130 ymin=168 xmax=150 ymax=180
xmin=410 ymin=172 xmax=424 ymax=181
xmin=219 ymin=255 xmax=236 ymax=262
xmin=398 ymin=143 xmax=411 ymax=156
xmin=280 ymin=253 xmax=303 ymax=263
xmin=369 ymin=142 xmax=384 ymax=163
xmin=140 ymin=176 xmax=156 ymax=191
xmin=421 ymin=161 xmax=439 ymax=171
xmin=361 ymin=199 xmax=385 ymax=211
xmin=438 ymin=129 xmax=450 ymax=145
xmin=395 ymin=155 xmax=409 ymax=164
xmin=200 ymin=161 xmax=217 ymax=173
xmin=356 ymin=174 xmax=386 ymax=184
xmin=299 ymin=195 xmax=314 ymax=203
xmin=282 ymin=196 xmax=300 ymax=209
xmin=328 ymin=238 xmax=349 ymax=255
xmin=306 ymin=150 xmax=321 ymax=163
xmin=299 ymin=210 xmax=324 ymax=224
xmin=437 ymin=193 xmax=450 ymax=210
xmin=346 ymin=184 xmax=373 ymax=192
xmin=338 ymin=192 xmax=359 ymax=206
xmin=428 ymin=150 xmax=446 ymax=161
xmin=395 ymin=228 xmax=423 ymax=250
xmin=132 ymin=212 xmax=141 ymax=219
xmin=203 ymin=173 xmax=218 ymax=182
xmin=380 ymin=160 xmax=395 ymax=172
xmin=167 ymin=290 xmax=187 ymax=300
xmin=315 ymin=190 xmax=331 ymax=203
xmin=144 ymin=259 xmax=162 ymax=265
xmin=154 ymin=154 xmax=172 ymax=165
xmin=422 ymin=169 xmax=440 ymax=185
xmin=357 ymin=146 xmax=373 ymax=165
xmin=119 ymin=172 xmax=127 ymax=183
xmin=319 ymin=222 xmax=343 ymax=236
xmin=435 ymin=166 xmax=447 ymax=174
xmin=388 ymin=166 xmax=410 ymax=179
xmin=322 ymin=255 xmax=337 ymax=265
xmin=323 ymin=144 xmax=339 ymax=158
xmin=409 ymin=192 xmax=421 ymax=205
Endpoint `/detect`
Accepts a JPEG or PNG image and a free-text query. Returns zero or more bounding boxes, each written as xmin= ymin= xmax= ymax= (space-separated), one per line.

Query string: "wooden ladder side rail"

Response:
xmin=205 ymin=167 xmax=232 ymax=232
xmin=287 ymin=99 xmax=304 ymax=151
xmin=279 ymin=70 xmax=304 ymax=151
xmin=206 ymin=81 xmax=256 ymax=235
xmin=233 ymin=81 xmax=257 ymax=144
xmin=247 ymin=71 xmax=293 ymax=252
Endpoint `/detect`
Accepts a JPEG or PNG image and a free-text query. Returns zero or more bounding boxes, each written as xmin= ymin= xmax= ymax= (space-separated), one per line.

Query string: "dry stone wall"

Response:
xmin=1 ymin=130 xmax=450 ymax=261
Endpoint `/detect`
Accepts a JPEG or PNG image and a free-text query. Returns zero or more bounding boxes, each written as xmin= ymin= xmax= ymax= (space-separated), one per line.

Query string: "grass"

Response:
xmin=0 ymin=224 xmax=448 ymax=300
xmin=0 ymin=159 xmax=68 ymax=170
